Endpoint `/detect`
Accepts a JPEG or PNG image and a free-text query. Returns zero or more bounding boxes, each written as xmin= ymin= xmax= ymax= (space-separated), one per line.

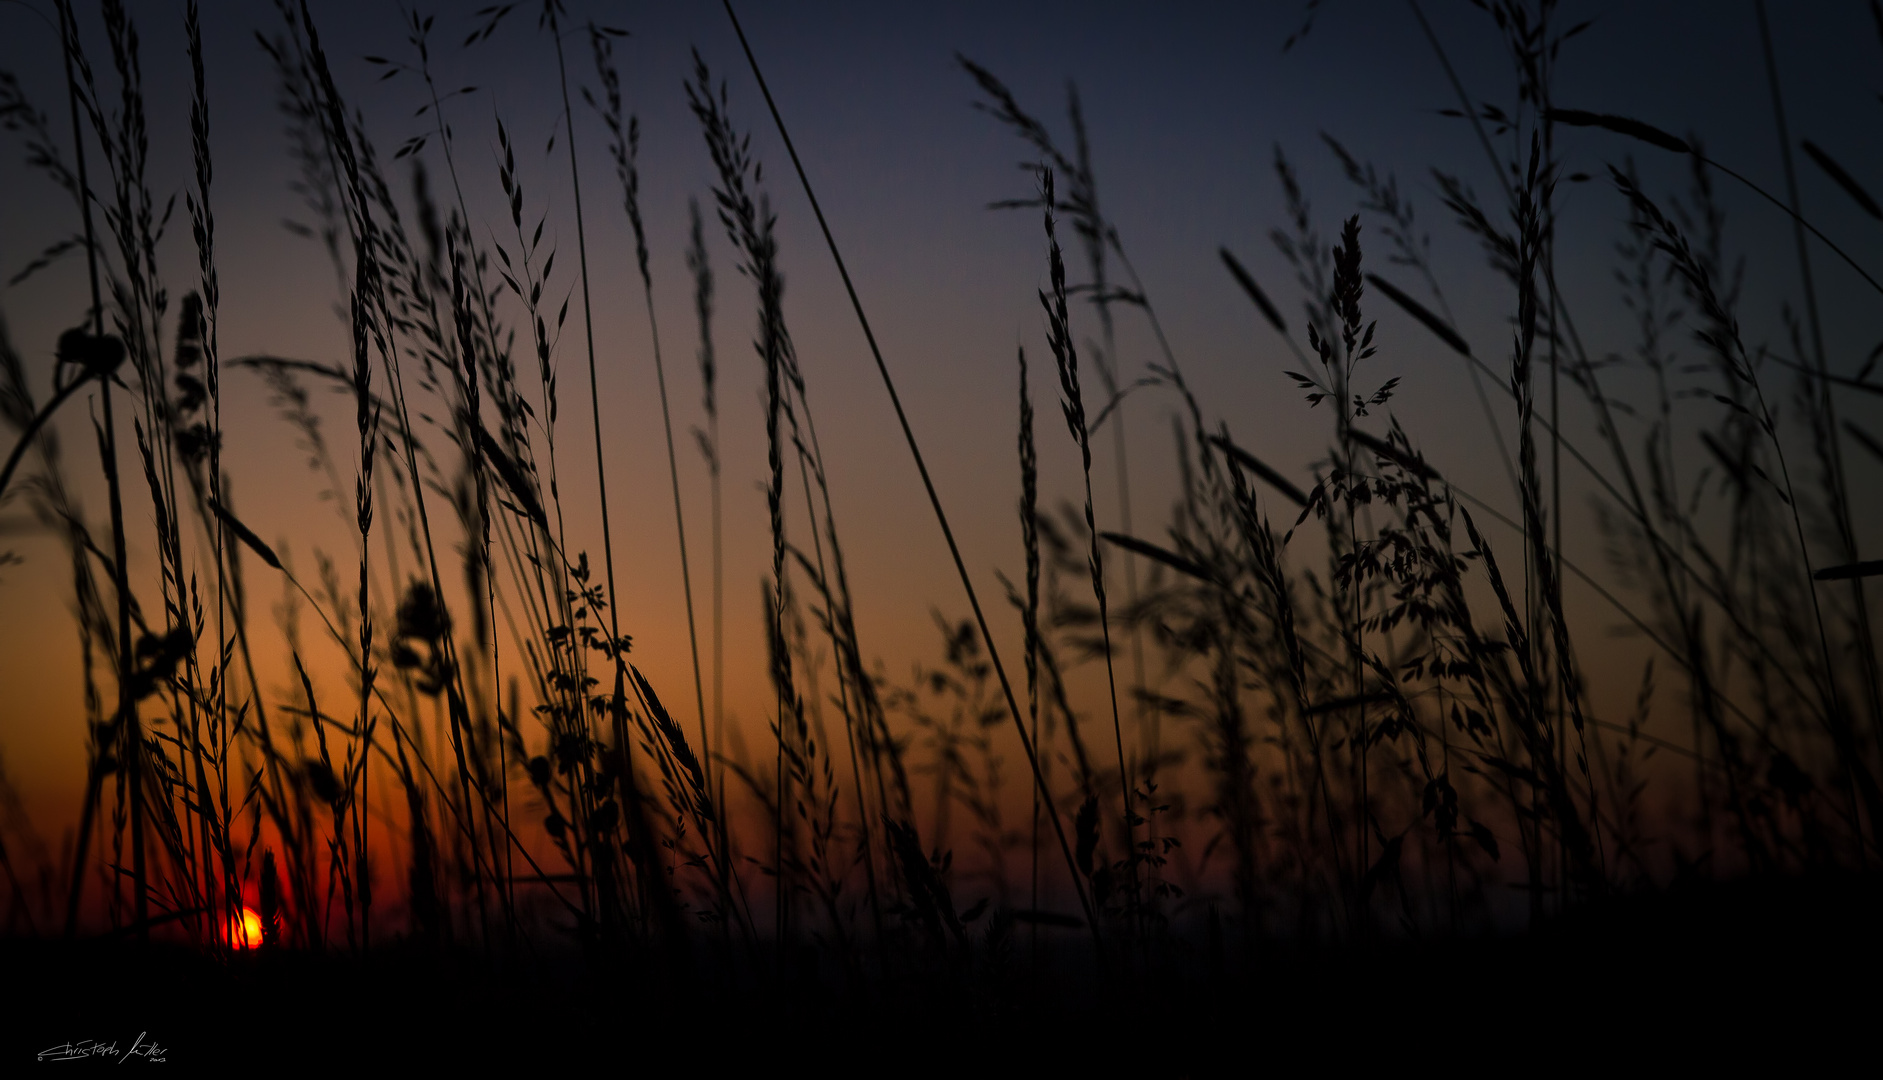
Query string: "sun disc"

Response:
xmin=227 ymin=907 xmax=262 ymax=949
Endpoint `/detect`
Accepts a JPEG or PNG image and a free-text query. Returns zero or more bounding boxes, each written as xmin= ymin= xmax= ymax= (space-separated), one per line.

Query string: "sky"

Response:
xmin=2 ymin=0 xmax=1881 ymax=841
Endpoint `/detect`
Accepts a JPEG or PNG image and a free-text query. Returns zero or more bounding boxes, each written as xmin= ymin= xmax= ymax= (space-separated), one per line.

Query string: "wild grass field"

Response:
xmin=2 ymin=0 xmax=1880 ymax=1066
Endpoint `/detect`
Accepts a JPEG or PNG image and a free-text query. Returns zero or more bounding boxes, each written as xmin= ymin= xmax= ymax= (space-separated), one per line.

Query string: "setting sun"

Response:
xmin=226 ymin=908 xmax=262 ymax=951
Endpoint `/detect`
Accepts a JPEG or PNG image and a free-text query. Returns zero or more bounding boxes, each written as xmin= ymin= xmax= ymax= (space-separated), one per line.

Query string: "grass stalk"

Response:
xmin=1040 ymin=167 xmax=1136 ymax=935
xmin=587 ymin=25 xmax=722 ymax=931
xmin=720 ymin=0 xmax=1099 ymax=941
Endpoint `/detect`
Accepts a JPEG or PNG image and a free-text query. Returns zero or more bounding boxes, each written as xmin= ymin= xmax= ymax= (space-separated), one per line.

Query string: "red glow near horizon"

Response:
xmin=226 ymin=907 xmax=262 ymax=950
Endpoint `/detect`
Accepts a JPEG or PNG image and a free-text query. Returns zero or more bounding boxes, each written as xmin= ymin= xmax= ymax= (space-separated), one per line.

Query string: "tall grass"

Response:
xmin=0 ymin=0 xmax=1876 ymax=1000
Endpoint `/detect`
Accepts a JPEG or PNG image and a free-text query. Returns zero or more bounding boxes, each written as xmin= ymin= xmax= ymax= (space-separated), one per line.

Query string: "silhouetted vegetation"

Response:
xmin=2 ymin=0 xmax=1879 ymax=1065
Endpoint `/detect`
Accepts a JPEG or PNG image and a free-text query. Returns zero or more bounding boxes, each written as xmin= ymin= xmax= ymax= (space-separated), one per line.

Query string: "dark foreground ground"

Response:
xmin=6 ymin=874 xmax=1879 ymax=1072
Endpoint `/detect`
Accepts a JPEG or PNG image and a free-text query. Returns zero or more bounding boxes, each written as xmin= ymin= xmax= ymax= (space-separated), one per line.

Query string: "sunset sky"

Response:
xmin=2 ymin=0 xmax=1880 ymax=843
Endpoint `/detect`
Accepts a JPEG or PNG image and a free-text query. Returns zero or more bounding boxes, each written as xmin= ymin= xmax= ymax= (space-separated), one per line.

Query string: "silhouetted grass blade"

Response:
xmin=1206 ymin=433 xmax=1309 ymax=508
xmin=1219 ymin=246 xmax=1288 ymax=335
xmin=1813 ymin=561 xmax=1883 ymax=581
xmin=1366 ymin=272 xmax=1470 ymax=357
xmin=1099 ymin=530 xmax=1214 ymax=584
xmin=473 ymin=424 xmax=548 ymax=528
xmin=1802 ymin=139 xmax=1882 ymax=220
xmin=1546 ymin=107 xmax=1691 ymax=153
xmin=207 ymin=497 xmax=281 ymax=571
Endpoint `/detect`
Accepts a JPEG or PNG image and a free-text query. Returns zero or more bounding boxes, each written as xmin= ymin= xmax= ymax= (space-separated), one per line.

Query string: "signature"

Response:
xmin=37 ymin=1032 xmax=166 ymax=1063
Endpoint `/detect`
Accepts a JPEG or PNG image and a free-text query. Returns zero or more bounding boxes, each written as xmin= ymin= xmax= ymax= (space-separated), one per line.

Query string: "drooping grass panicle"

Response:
xmin=1040 ymin=166 xmax=1135 ymax=916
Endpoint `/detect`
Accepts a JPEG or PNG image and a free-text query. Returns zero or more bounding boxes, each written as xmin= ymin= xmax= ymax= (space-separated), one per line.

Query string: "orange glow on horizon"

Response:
xmin=226 ymin=907 xmax=263 ymax=950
